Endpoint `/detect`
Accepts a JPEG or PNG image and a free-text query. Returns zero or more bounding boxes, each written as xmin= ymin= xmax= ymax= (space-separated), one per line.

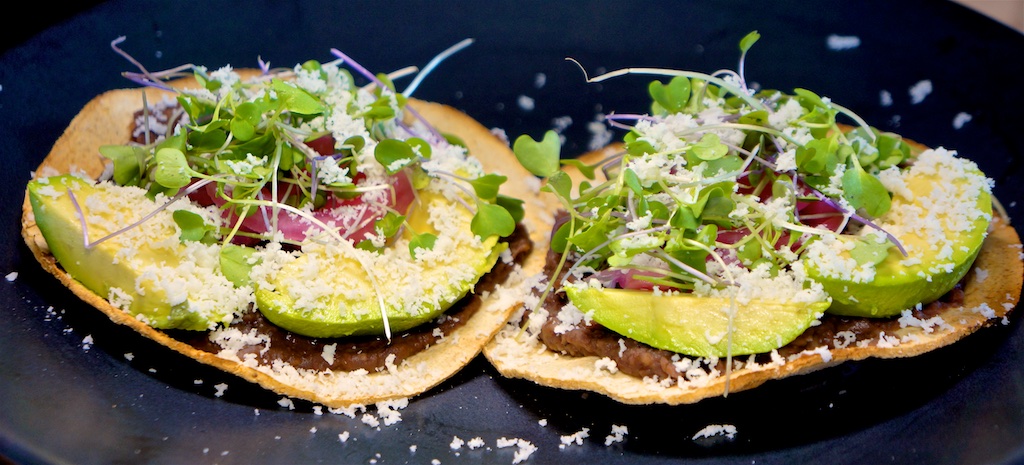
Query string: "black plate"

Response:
xmin=2 ymin=1 xmax=1023 ymax=464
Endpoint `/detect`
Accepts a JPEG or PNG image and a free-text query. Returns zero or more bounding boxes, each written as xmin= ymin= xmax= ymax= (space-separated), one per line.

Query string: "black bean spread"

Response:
xmin=171 ymin=225 xmax=531 ymax=372
xmin=529 ymin=238 xmax=966 ymax=382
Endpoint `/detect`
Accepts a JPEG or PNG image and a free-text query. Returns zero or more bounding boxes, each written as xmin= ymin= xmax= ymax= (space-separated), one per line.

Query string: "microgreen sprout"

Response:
xmin=93 ymin=39 xmax=520 ymax=341
xmin=517 ymin=31 xmax=912 ymax=303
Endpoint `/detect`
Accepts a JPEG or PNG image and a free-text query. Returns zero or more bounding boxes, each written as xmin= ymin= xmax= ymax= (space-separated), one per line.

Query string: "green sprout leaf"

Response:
xmin=513 ymin=131 xmax=561 ymax=177
xmin=624 ymin=132 xmax=657 ymax=157
xmin=471 ymin=201 xmax=515 ymax=239
xmin=670 ymin=205 xmax=700 ymax=231
xmin=849 ymin=237 xmax=893 ymax=266
xmin=687 ymin=133 xmax=728 ymax=161
xmin=376 ymin=211 xmax=405 ymax=239
xmin=796 ymin=134 xmax=839 ymax=175
xmin=271 ymin=78 xmax=325 ymax=115
xmin=496 ymin=194 xmax=525 ymax=224
xmin=738 ymin=110 xmax=769 ymax=126
xmin=409 ymin=232 xmax=438 ymax=259
xmin=99 ymin=145 xmax=147 ymax=187
xmin=407 ymin=137 xmax=433 ymax=159
xmin=541 ymin=170 xmax=573 ymax=203
xmin=172 ymin=210 xmax=216 ymax=243
xmin=568 ymin=216 xmax=615 ymax=254
xmin=739 ymin=31 xmax=761 ymax=53
xmin=873 ymin=132 xmax=910 ymax=169
xmin=549 ymin=220 xmax=572 ymax=253
xmin=469 ymin=173 xmax=507 ymax=201
xmin=443 ymin=133 xmax=467 ymax=148
xmin=648 ymin=75 xmax=691 ymax=114
xmin=842 ymin=165 xmax=891 ymax=217
xmin=229 ymin=101 xmax=262 ymax=141
xmin=793 ymin=88 xmax=828 ymax=110
xmin=219 ymin=244 xmax=256 ymax=288
xmin=154 ymin=148 xmax=193 ymax=189
xmin=374 ymin=139 xmax=417 ymax=174
xmin=623 ymin=168 xmax=643 ymax=195
xmin=737 ymin=239 xmax=762 ymax=265
xmin=559 ymin=158 xmax=597 ymax=180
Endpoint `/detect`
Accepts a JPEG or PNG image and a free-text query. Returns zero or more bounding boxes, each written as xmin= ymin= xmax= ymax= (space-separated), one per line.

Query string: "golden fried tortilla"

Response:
xmin=483 ymin=145 xmax=1024 ymax=405
xmin=21 ymin=73 xmax=552 ymax=407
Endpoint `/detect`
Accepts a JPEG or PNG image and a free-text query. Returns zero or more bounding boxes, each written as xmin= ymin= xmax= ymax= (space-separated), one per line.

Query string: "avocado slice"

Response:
xmin=566 ymin=286 xmax=829 ymax=357
xmin=255 ymin=189 xmax=506 ymax=338
xmin=28 ymin=175 xmax=243 ymax=330
xmin=804 ymin=150 xmax=992 ymax=317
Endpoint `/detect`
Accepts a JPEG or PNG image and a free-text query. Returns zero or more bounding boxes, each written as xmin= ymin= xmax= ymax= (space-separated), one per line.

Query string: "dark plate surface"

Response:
xmin=2 ymin=1 xmax=1023 ymax=464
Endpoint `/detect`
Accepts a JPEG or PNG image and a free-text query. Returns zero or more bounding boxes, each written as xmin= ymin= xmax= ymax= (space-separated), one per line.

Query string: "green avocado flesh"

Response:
xmin=804 ymin=161 xmax=991 ymax=318
xmin=30 ymin=176 xmax=504 ymax=338
xmin=28 ymin=175 xmax=234 ymax=330
xmin=254 ymin=190 xmax=505 ymax=338
xmin=566 ymin=286 xmax=829 ymax=358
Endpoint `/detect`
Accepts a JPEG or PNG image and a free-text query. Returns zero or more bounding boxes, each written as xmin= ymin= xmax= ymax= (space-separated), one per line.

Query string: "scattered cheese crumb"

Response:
xmin=559 ymin=428 xmax=590 ymax=449
xmin=517 ymin=95 xmax=535 ymax=111
xmin=361 ymin=413 xmax=381 ymax=428
xmin=338 ymin=431 xmax=350 ymax=443
xmin=321 ymin=343 xmax=337 ymax=365
xmin=880 ymin=90 xmax=893 ymax=107
xmin=826 ymin=34 xmax=861 ymax=50
xmin=587 ymin=115 xmax=613 ymax=151
xmin=953 ymin=112 xmax=972 ymax=129
xmin=496 ymin=437 xmax=537 ymax=464
xmin=450 ymin=436 xmax=465 ymax=450
xmin=534 ymin=73 xmax=547 ymax=89
xmin=277 ymin=397 xmax=295 ymax=410
xmin=213 ymin=383 xmax=228 ymax=397
xmin=692 ymin=424 xmax=737 ymax=440
xmin=909 ymin=80 xmax=933 ymax=104
xmin=81 ymin=335 xmax=94 ymax=351
xmin=5 ymin=271 xmax=17 ymax=282
xmin=605 ymin=424 xmax=628 ymax=446
xmin=973 ymin=302 xmax=997 ymax=319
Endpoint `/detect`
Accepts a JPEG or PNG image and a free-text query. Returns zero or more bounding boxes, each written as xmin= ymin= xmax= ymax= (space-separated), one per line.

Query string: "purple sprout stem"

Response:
xmin=806 ymin=187 xmax=908 ymax=256
xmin=329 ymin=48 xmax=446 ymax=145
xmin=70 ymin=178 xmax=216 ymax=249
xmin=112 ymin=37 xmax=195 ymax=92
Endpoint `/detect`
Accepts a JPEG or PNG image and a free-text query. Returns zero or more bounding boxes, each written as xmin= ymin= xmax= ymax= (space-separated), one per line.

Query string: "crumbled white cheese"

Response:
xmin=517 ymin=95 xmax=535 ymax=112
xmin=880 ymin=90 xmax=893 ymax=107
xmin=605 ymin=424 xmax=628 ymax=446
xmin=495 ymin=437 xmax=537 ymax=464
xmin=826 ymin=34 xmax=861 ymax=50
xmin=909 ymin=80 xmax=933 ymax=104
xmin=953 ymin=112 xmax=973 ymax=130
xmin=321 ymin=343 xmax=337 ymax=365
xmin=692 ymin=424 xmax=737 ymax=440
xmin=559 ymin=428 xmax=589 ymax=449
